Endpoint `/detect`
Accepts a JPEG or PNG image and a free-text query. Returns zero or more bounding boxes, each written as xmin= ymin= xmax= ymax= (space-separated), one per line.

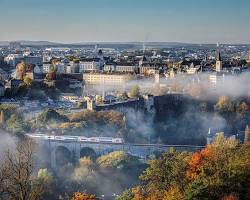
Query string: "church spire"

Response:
xmin=216 ymin=51 xmax=222 ymax=61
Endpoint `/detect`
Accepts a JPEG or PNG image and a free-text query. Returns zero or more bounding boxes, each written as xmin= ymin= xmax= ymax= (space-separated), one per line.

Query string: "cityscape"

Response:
xmin=0 ymin=0 xmax=250 ymax=200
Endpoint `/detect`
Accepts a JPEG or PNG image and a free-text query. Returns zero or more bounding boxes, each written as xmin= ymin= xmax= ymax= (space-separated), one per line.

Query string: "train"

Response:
xmin=25 ymin=134 xmax=124 ymax=144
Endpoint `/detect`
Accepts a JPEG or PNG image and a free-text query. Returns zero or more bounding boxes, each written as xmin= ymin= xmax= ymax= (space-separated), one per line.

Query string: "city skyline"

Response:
xmin=0 ymin=0 xmax=250 ymax=44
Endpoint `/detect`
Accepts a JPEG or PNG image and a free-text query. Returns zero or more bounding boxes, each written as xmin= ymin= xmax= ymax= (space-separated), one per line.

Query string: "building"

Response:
xmin=55 ymin=63 xmax=65 ymax=74
xmin=248 ymin=52 xmax=250 ymax=63
xmin=43 ymin=62 xmax=52 ymax=73
xmin=60 ymin=93 xmax=81 ymax=103
xmin=186 ymin=63 xmax=200 ymax=74
xmin=103 ymin=63 xmax=116 ymax=72
xmin=5 ymin=79 xmax=22 ymax=90
xmin=115 ymin=63 xmax=138 ymax=73
xmin=83 ymin=73 xmax=135 ymax=85
xmin=69 ymin=61 xmax=80 ymax=73
xmin=79 ymin=58 xmax=102 ymax=72
xmin=209 ymin=73 xmax=224 ymax=86
xmin=4 ymin=54 xmax=24 ymax=67
xmin=216 ymin=52 xmax=222 ymax=72
xmin=24 ymin=56 xmax=43 ymax=65
xmin=0 ymin=82 xmax=5 ymax=96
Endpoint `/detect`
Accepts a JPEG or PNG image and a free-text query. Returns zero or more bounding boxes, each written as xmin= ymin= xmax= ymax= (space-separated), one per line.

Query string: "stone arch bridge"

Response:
xmin=34 ymin=139 xmax=204 ymax=169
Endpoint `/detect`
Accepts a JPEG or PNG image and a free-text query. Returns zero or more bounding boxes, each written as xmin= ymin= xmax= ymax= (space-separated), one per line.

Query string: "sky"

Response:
xmin=0 ymin=0 xmax=249 ymax=44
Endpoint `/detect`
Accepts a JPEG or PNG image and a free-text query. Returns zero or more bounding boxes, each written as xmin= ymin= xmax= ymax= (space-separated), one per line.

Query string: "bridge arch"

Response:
xmin=55 ymin=146 xmax=72 ymax=166
xmin=80 ymin=147 xmax=96 ymax=160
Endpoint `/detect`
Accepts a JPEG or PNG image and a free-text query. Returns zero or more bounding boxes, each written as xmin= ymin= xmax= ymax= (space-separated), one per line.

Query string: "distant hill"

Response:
xmin=0 ymin=40 xmax=63 ymax=46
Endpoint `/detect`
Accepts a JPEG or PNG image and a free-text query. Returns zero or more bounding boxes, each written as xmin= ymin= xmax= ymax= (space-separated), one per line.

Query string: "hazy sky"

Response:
xmin=0 ymin=0 xmax=249 ymax=43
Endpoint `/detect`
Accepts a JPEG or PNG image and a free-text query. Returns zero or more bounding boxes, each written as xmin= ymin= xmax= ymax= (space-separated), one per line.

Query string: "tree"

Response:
xmin=117 ymin=92 xmax=128 ymax=101
xmin=72 ymin=157 xmax=96 ymax=184
xmin=95 ymin=95 xmax=103 ymax=105
xmin=23 ymin=75 xmax=33 ymax=86
xmin=221 ymin=194 xmax=239 ymax=200
xmin=215 ymin=96 xmax=233 ymax=113
xmin=244 ymin=124 xmax=250 ymax=143
xmin=97 ymin=151 xmax=139 ymax=170
xmin=128 ymin=85 xmax=140 ymax=98
xmin=116 ymin=189 xmax=134 ymax=200
xmin=0 ymin=110 xmax=4 ymax=126
xmin=5 ymin=113 xmax=28 ymax=134
xmin=0 ymin=139 xmax=44 ymax=200
xmin=139 ymin=150 xmax=190 ymax=199
xmin=163 ymin=186 xmax=184 ymax=200
xmin=71 ymin=192 xmax=96 ymax=200
xmin=37 ymin=108 xmax=68 ymax=124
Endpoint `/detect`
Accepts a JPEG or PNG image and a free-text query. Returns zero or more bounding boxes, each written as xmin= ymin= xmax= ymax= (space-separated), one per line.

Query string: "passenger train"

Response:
xmin=25 ymin=134 xmax=124 ymax=144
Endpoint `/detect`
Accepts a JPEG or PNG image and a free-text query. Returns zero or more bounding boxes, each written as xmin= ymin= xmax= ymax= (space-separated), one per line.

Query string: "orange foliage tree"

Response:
xmin=221 ymin=194 xmax=239 ymax=200
xmin=71 ymin=192 xmax=96 ymax=200
xmin=186 ymin=146 xmax=214 ymax=181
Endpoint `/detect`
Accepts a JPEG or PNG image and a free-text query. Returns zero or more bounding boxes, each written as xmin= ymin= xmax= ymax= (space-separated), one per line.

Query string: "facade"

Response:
xmin=140 ymin=64 xmax=158 ymax=75
xmin=83 ymin=73 xmax=134 ymax=85
xmin=209 ymin=73 xmax=224 ymax=86
xmin=79 ymin=58 xmax=102 ymax=72
xmin=4 ymin=54 xmax=24 ymax=67
xmin=69 ymin=61 xmax=80 ymax=73
xmin=56 ymin=63 xmax=66 ymax=74
xmin=115 ymin=64 xmax=139 ymax=73
xmin=103 ymin=63 xmax=116 ymax=72
xmin=43 ymin=63 xmax=52 ymax=73
xmin=24 ymin=56 xmax=43 ymax=65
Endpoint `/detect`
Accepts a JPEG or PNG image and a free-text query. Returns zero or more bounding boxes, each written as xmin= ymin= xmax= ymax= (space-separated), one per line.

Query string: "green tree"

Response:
xmin=5 ymin=114 xmax=28 ymax=134
xmin=184 ymin=179 xmax=210 ymax=200
xmin=140 ymin=150 xmax=190 ymax=198
xmin=116 ymin=189 xmax=134 ymax=200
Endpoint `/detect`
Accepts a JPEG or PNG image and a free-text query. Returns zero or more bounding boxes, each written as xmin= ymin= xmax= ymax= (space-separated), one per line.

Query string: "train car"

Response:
xmin=44 ymin=135 xmax=55 ymax=140
xmin=88 ymin=137 xmax=100 ymax=143
xmin=59 ymin=135 xmax=78 ymax=142
xmin=54 ymin=136 xmax=66 ymax=141
xmin=112 ymin=138 xmax=124 ymax=144
xmin=78 ymin=136 xmax=89 ymax=142
xmin=98 ymin=137 xmax=114 ymax=143
xmin=26 ymin=133 xmax=45 ymax=138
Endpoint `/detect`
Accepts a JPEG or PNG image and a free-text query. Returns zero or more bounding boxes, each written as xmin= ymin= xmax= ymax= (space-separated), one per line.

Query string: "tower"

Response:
xmin=216 ymin=51 xmax=222 ymax=72
xmin=207 ymin=128 xmax=213 ymax=145
xmin=87 ymin=97 xmax=96 ymax=110
xmin=154 ymin=70 xmax=160 ymax=84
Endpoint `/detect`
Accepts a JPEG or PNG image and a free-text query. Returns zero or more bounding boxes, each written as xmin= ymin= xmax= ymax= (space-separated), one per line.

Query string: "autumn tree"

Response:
xmin=139 ymin=150 xmax=190 ymax=199
xmin=23 ymin=75 xmax=33 ymax=86
xmin=221 ymin=194 xmax=239 ymax=200
xmin=215 ymin=96 xmax=234 ymax=113
xmin=0 ymin=139 xmax=44 ymax=200
xmin=128 ymin=85 xmax=140 ymax=98
xmin=71 ymin=192 xmax=96 ymax=200
xmin=185 ymin=134 xmax=250 ymax=200
xmin=97 ymin=151 xmax=139 ymax=170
